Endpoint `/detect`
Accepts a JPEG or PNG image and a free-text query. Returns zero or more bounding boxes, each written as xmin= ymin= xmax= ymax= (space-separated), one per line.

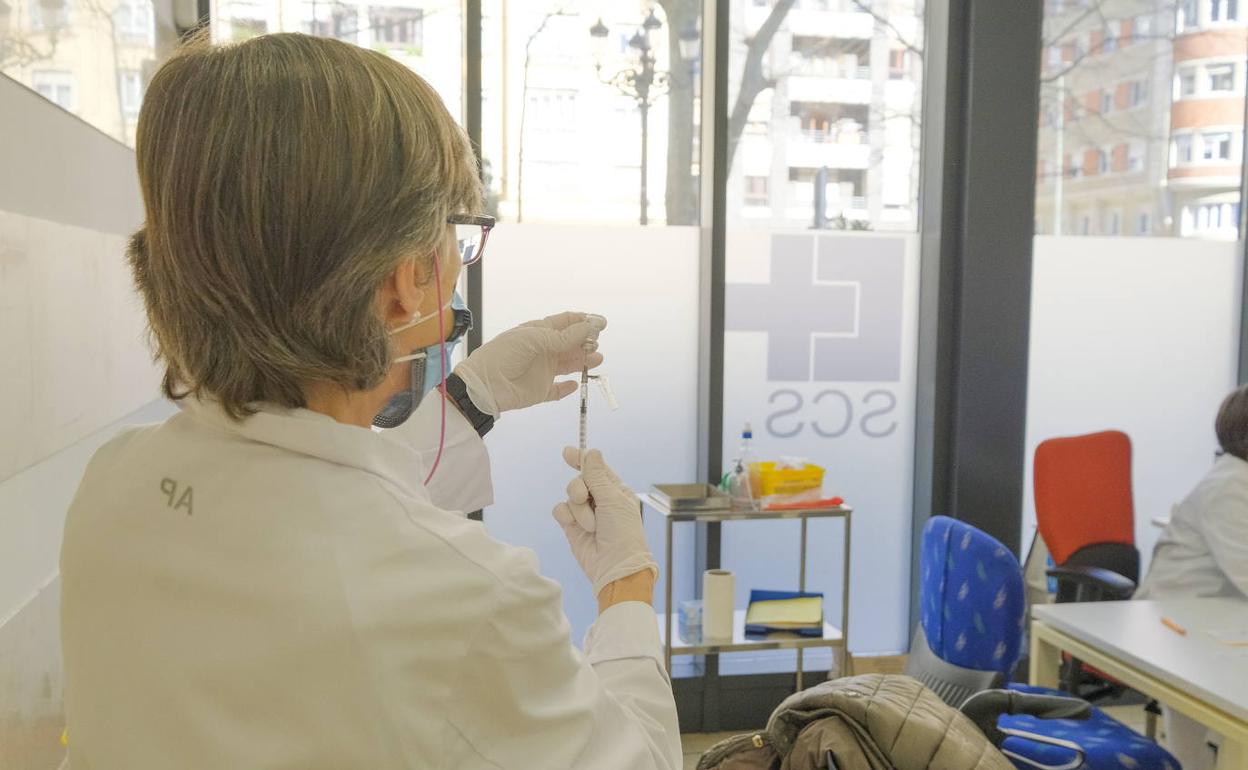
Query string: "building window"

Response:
xmin=30 ymin=0 xmax=70 ymax=30
xmin=1097 ymin=148 xmax=1109 ymax=173
xmin=1203 ymin=131 xmax=1233 ymax=160
xmin=1103 ymin=22 xmax=1118 ymax=52
xmin=744 ymin=176 xmax=769 ymax=206
xmin=1129 ymin=80 xmax=1148 ymax=107
xmin=1080 ymin=215 xmax=1092 ymax=235
xmin=369 ymin=8 xmax=423 ymax=48
xmin=1177 ymin=67 xmax=1197 ymax=98
xmin=1108 ymin=210 xmax=1122 ymax=235
xmin=31 ymin=70 xmax=75 ymax=110
xmin=888 ymin=48 xmax=911 ymax=80
xmin=114 ymin=0 xmax=154 ymax=44
xmin=1184 ymin=202 xmax=1241 ymax=235
xmin=1101 ymin=91 xmax=1114 ymax=113
xmin=1135 ymin=13 xmax=1154 ymax=37
xmin=1174 ymin=133 xmax=1194 ymax=164
xmin=1211 ymin=0 xmax=1239 ymax=21
xmin=526 ymin=88 xmax=577 ymax=131
xmin=120 ymin=70 xmax=143 ymax=117
xmin=1179 ymin=0 xmax=1199 ymax=29
xmin=1208 ymin=63 xmax=1236 ymax=92
xmin=1138 ymin=211 xmax=1151 ymax=234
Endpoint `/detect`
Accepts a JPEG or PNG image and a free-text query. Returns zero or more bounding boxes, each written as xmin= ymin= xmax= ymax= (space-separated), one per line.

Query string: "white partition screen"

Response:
xmin=479 ymin=223 xmax=701 ymax=643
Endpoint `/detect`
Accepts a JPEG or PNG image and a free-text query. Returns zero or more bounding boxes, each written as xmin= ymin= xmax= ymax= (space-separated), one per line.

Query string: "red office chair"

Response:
xmin=1033 ymin=431 xmax=1141 ymax=702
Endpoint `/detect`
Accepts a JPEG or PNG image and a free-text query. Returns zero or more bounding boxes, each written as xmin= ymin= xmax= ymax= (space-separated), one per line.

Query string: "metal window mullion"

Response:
xmin=692 ymin=0 xmax=730 ymax=733
xmin=464 ymin=0 xmax=484 ymax=354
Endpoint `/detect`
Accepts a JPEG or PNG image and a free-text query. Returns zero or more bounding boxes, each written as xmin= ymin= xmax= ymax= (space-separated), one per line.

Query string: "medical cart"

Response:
xmin=640 ymin=493 xmax=853 ymax=691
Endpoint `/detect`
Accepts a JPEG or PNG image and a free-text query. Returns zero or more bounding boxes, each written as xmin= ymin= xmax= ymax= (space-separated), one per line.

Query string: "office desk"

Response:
xmin=1030 ymin=599 xmax=1248 ymax=770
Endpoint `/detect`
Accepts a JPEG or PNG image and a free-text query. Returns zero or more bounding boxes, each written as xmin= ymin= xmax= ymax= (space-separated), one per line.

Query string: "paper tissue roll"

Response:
xmin=702 ymin=569 xmax=735 ymax=640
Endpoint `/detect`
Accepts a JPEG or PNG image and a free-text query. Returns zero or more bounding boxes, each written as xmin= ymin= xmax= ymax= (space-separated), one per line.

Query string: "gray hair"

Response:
xmin=128 ymin=31 xmax=481 ymax=418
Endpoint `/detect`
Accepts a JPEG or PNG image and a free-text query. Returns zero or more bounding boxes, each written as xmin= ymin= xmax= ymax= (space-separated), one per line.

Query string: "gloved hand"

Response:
xmin=553 ymin=448 xmax=658 ymax=597
xmin=453 ymin=312 xmax=606 ymax=418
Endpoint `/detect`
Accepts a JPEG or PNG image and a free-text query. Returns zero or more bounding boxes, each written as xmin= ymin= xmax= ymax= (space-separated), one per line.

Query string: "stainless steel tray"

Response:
xmin=650 ymin=483 xmax=733 ymax=511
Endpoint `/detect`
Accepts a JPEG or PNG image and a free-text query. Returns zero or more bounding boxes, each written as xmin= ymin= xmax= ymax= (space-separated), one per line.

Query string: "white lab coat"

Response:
xmin=1136 ymin=453 xmax=1248 ymax=600
xmin=60 ymin=394 xmax=681 ymax=769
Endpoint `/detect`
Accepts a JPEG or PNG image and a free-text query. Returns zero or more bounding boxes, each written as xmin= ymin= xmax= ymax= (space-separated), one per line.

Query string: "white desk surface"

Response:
xmin=1033 ymin=598 xmax=1248 ymax=723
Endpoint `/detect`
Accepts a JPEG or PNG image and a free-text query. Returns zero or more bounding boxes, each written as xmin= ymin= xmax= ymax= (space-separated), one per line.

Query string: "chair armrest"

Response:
xmin=1046 ymin=564 xmax=1137 ymax=601
xmin=960 ymin=689 xmax=1092 ymax=748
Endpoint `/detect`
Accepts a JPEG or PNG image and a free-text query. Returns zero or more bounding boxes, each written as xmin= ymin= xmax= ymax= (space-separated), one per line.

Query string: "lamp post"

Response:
xmin=590 ymin=8 xmax=697 ymax=225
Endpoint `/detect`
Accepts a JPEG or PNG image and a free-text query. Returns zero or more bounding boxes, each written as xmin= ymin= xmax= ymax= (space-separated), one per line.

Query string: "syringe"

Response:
xmin=579 ymin=357 xmax=591 ymax=462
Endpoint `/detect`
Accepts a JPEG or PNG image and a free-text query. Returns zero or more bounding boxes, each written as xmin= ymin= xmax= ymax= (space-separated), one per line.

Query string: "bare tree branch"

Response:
xmin=726 ymin=0 xmax=797 ymax=169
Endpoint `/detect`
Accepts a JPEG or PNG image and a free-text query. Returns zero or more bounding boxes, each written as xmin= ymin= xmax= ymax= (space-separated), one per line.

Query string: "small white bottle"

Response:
xmin=727 ymin=423 xmax=756 ymax=510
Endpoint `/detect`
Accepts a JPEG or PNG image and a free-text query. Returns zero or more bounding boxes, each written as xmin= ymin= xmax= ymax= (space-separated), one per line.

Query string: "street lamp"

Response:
xmin=589 ymin=8 xmax=697 ymax=225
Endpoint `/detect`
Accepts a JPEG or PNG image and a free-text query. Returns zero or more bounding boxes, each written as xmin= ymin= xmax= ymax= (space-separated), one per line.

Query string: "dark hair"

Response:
xmin=1216 ymin=385 xmax=1248 ymax=461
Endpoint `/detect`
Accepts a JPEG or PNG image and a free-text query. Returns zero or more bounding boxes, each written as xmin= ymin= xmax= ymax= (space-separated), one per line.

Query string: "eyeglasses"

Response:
xmin=448 ymin=213 xmax=495 ymax=266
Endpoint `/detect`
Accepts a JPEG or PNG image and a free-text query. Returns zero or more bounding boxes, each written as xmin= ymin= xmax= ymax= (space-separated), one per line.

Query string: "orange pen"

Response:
xmin=1161 ymin=617 xmax=1187 ymax=636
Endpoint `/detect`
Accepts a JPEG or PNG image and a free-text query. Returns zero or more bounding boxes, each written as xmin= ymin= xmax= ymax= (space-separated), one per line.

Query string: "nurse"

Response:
xmin=60 ymin=32 xmax=679 ymax=769
xmin=1136 ymin=383 xmax=1248 ymax=770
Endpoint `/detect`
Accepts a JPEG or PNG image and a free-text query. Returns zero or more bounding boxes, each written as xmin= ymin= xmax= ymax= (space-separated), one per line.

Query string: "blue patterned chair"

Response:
xmin=905 ymin=516 xmax=1179 ymax=770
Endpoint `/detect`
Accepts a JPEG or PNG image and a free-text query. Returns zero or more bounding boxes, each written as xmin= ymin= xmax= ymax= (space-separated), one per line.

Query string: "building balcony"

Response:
xmin=788 ymin=75 xmax=873 ymax=104
xmin=786 ymin=130 xmax=872 ymax=169
xmin=745 ymin=3 xmax=873 ymax=39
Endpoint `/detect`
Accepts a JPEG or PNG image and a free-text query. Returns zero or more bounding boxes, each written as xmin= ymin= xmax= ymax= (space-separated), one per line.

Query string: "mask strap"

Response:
xmin=424 ymin=254 xmax=449 ymax=486
xmin=393 ymin=351 xmax=429 ymax=364
xmin=390 ymin=297 xmax=455 ymax=336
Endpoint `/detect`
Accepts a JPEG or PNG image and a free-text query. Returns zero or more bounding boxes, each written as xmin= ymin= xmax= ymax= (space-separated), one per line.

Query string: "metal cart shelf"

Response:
xmin=641 ymin=493 xmax=853 ymax=691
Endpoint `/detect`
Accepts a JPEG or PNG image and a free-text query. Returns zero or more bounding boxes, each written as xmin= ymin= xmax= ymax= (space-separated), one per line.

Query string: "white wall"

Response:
xmin=0 ymin=75 xmax=164 ymax=769
xmin=1023 ymin=235 xmax=1242 ymax=570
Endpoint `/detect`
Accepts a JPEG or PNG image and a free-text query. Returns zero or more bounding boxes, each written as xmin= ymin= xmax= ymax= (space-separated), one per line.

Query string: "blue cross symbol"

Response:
xmin=725 ymin=233 xmax=904 ymax=383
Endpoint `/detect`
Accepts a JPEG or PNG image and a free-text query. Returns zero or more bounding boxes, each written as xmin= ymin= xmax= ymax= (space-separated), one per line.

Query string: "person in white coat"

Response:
xmin=60 ymin=32 xmax=680 ymax=769
xmin=1135 ymin=383 xmax=1248 ymax=770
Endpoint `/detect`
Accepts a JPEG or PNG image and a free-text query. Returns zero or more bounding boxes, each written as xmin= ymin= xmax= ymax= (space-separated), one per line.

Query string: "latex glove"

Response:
xmin=553 ymin=448 xmax=658 ymax=597
xmin=453 ymin=312 xmax=606 ymax=418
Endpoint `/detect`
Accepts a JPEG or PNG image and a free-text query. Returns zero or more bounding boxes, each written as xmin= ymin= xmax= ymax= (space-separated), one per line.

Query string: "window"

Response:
xmin=1135 ymin=14 xmax=1153 ymax=37
xmin=1101 ymin=91 xmax=1114 ymax=113
xmin=119 ymin=70 xmax=143 ymax=117
xmin=30 ymin=0 xmax=70 ymax=30
xmin=1208 ymin=63 xmax=1236 ymax=92
xmin=1203 ymin=131 xmax=1233 ymax=160
xmin=370 ymin=8 xmax=424 ymax=47
xmin=1137 ymin=211 xmax=1150 ymax=234
xmin=1102 ymin=22 xmax=1118 ymax=53
xmin=1080 ymin=215 xmax=1092 ymax=234
xmin=744 ymin=175 xmax=769 ymax=206
xmin=1183 ymin=202 xmax=1241 ymax=235
xmin=1174 ymin=133 xmax=1194 ymax=164
xmin=1097 ymin=148 xmax=1109 ymax=174
xmin=1129 ymin=80 xmax=1148 ymax=107
xmin=1108 ymin=210 xmax=1121 ymax=235
xmin=114 ymin=0 xmax=154 ymax=44
xmin=31 ymin=70 xmax=75 ymax=111
xmin=888 ymin=48 xmax=911 ymax=79
xmin=1211 ymin=0 xmax=1239 ymax=21
xmin=1178 ymin=68 xmax=1197 ymax=98
xmin=1179 ymin=0 xmax=1199 ymax=29
xmin=526 ymin=88 xmax=577 ymax=132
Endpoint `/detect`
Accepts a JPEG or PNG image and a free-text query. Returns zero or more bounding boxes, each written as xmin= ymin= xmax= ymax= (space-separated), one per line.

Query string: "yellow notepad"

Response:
xmin=745 ymin=596 xmax=823 ymax=627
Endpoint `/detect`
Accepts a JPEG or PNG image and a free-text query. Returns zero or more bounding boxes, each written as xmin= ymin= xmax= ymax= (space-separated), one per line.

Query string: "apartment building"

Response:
xmin=1034 ymin=0 xmax=1174 ymax=237
xmin=1 ymin=0 xmax=168 ymax=147
xmin=1035 ymin=0 xmax=1248 ymax=239
xmin=1169 ymin=0 xmax=1246 ymax=238
xmin=730 ymin=0 xmax=924 ymax=231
